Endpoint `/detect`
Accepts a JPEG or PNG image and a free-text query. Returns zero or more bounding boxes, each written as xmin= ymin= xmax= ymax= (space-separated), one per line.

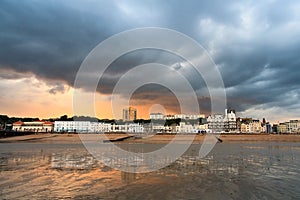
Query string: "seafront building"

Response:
xmin=10 ymin=119 xmax=299 ymax=134
xmin=12 ymin=121 xmax=54 ymax=132
xmin=175 ymin=122 xmax=195 ymax=133
xmin=251 ymin=120 xmax=263 ymax=133
xmin=54 ymin=121 xmax=144 ymax=133
xmin=175 ymin=122 xmax=209 ymax=133
xmin=111 ymin=123 xmax=144 ymax=133
xmin=286 ymin=120 xmax=300 ymax=133
xmin=54 ymin=121 xmax=91 ymax=132
xmin=207 ymin=109 xmax=237 ymax=133
xmin=238 ymin=116 xmax=272 ymax=133
xmin=224 ymin=109 xmax=237 ymax=132
xmin=277 ymin=123 xmax=287 ymax=133
xmin=164 ymin=114 xmax=176 ymax=120
xmin=90 ymin=122 xmax=111 ymax=133
xmin=150 ymin=113 xmax=164 ymax=120
xmin=8 ymin=107 xmax=299 ymax=134
xmin=239 ymin=119 xmax=264 ymax=133
xmin=272 ymin=120 xmax=300 ymax=134
xmin=150 ymin=122 xmax=208 ymax=134
xmin=207 ymin=114 xmax=225 ymax=132
xmin=174 ymin=114 xmax=206 ymax=120
xmin=150 ymin=113 xmax=206 ymax=120
xmin=266 ymin=123 xmax=272 ymax=133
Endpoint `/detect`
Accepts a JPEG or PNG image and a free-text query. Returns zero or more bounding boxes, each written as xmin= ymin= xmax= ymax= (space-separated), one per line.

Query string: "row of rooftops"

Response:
xmin=13 ymin=121 xmax=54 ymax=125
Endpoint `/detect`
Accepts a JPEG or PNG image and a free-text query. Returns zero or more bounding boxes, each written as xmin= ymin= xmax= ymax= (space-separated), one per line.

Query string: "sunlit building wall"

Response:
xmin=13 ymin=121 xmax=54 ymax=132
xmin=277 ymin=123 xmax=287 ymax=133
xmin=149 ymin=113 xmax=164 ymax=120
xmin=54 ymin=121 xmax=90 ymax=132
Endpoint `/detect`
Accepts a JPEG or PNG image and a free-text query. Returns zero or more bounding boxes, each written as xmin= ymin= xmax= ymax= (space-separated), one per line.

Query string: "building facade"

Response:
xmin=207 ymin=109 xmax=237 ymax=133
xmin=224 ymin=109 xmax=237 ymax=132
xmin=277 ymin=123 xmax=287 ymax=133
xmin=54 ymin=121 xmax=90 ymax=132
xmin=174 ymin=114 xmax=205 ymax=120
xmin=90 ymin=122 xmax=111 ymax=133
xmin=207 ymin=114 xmax=225 ymax=133
xmin=13 ymin=121 xmax=54 ymax=132
xmin=175 ymin=122 xmax=195 ymax=133
xmin=251 ymin=120 xmax=262 ymax=133
xmin=123 ymin=107 xmax=137 ymax=121
xmin=54 ymin=121 xmax=143 ymax=133
xmin=240 ymin=119 xmax=263 ymax=133
xmin=149 ymin=113 xmax=164 ymax=120
xmin=286 ymin=120 xmax=299 ymax=133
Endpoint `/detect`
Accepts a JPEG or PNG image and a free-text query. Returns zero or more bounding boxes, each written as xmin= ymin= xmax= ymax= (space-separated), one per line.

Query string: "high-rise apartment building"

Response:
xmin=123 ymin=107 xmax=137 ymax=121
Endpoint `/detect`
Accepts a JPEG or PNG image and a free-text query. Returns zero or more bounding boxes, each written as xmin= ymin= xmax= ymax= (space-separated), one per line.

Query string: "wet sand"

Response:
xmin=0 ymin=141 xmax=299 ymax=199
xmin=1 ymin=133 xmax=300 ymax=144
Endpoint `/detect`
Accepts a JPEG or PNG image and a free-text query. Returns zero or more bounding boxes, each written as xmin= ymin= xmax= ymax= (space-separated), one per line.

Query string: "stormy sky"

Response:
xmin=0 ymin=0 xmax=300 ymax=122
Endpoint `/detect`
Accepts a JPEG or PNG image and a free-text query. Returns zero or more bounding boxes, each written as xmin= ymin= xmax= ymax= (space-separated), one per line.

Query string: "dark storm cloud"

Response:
xmin=0 ymin=0 xmax=125 ymax=85
xmin=129 ymin=84 xmax=212 ymax=114
xmin=98 ymin=49 xmax=207 ymax=95
xmin=1 ymin=0 xmax=300 ymax=114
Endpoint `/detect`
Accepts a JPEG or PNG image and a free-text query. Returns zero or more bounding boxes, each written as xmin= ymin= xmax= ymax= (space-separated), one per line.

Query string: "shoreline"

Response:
xmin=0 ymin=133 xmax=300 ymax=143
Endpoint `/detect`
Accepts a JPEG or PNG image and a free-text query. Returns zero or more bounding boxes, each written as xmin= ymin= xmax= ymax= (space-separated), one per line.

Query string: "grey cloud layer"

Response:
xmin=0 ymin=0 xmax=300 ymax=114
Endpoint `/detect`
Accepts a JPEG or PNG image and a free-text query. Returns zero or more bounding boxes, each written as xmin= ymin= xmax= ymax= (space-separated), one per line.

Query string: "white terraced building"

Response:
xmin=54 ymin=121 xmax=91 ymax=132
xmin=207 ymin=109 xmax=237 ymax=133
xmin=207 ymin=114 xmax=225 ymax=132
xmin=111 ymin=123 xmax=144 ymax=133
xmin=286 ymin=120 xmax=300 ymax=133
xmin=54 ymin=121 xmax=144 ymax=133
xmin=240 ymin=120 xmax=263 ymax=133
xmin=150 ymin=113 xmax=206 ymax=120
xmin=90 ymin=122 xmax=112 ymax=133
xmin=149 ymin=113 xmax=164 ymax=120
xmin=175 ymin=122 xmax=195 ymax=133
xmin=13 ymin=121 xmax=54 ymax=132
xmin=224 ymin=109 xmax=237 ymax=132
xmin=174 ymin=114 xmax=205 ymax=120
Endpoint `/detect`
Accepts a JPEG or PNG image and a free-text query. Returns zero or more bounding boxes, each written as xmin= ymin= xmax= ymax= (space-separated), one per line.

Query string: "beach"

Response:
xmin=0 ymin=135 xmax=299 ymax=199
xmin=1 ymin=133 xmax=300 ymax=143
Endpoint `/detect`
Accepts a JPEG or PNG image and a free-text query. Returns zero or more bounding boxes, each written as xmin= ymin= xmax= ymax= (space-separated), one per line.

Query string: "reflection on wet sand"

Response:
xmin=0 ymin=142 xmax=299 ymax=199
xmin=51 ymin=153 xmax=97 ymax=170
xmin=121 ymin=172 xmax=137 ymax=184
